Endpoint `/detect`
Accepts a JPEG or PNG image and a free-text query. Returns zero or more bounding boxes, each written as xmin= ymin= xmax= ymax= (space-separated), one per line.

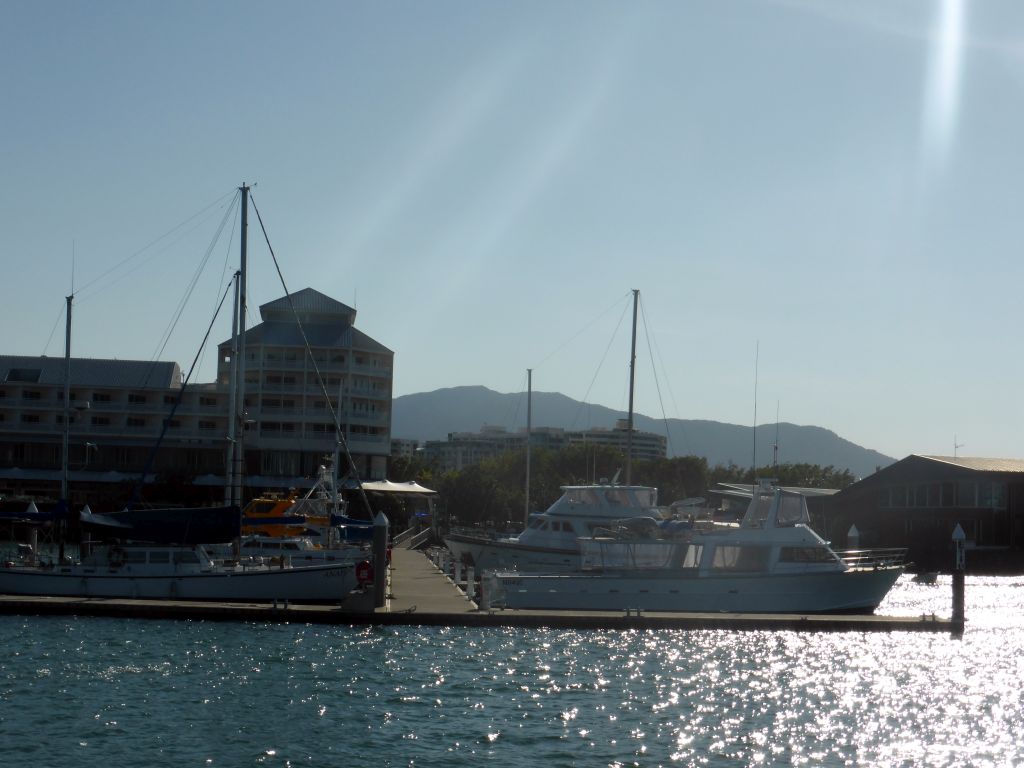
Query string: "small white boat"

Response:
xmin=0 ymin=542 xmax=357 ymax=602
xmin=444 ymin=481 xmax=669 ymax=572
xmin=486 ymin=486 xmax=905 ymax=614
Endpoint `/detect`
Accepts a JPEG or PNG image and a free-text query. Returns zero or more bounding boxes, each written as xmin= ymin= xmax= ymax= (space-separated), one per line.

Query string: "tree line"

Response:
xmin=382 ymin=444 xmax=857 ymax=528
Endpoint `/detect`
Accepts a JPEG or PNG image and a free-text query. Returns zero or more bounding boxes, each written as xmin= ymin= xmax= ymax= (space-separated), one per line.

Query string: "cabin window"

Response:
xmin=173 ymin=551 xmax=200 ymax=564
xmin=148 ymin=551 xmax=170 ymax=564
xmin=680 ymin=544 xmax=702 ymax=568
xmin=710 ymin=545 xmax=770 ymax=571
xmin=123 ymin=551 xmax=147 ymax=564
xmin=779 ymin=547 xmax=835 ymax=563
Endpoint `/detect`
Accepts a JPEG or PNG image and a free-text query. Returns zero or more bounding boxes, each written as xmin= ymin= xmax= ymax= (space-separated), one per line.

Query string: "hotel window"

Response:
xmin=22 ymin=390 xmax=41 ymax=400
xmin=93 ymin=393 xmax=111 ymax=402
xmin=20 ymin=414 xmax=40 ymax=423
xmin=127 ymin=417 xmax=146 ymax=427
xmin=91 ymin=416 xmax=110 ymax=426
xmin=198 ymin=420 xmax=216 ymax=431
xmin=128 ymin=394 xmax=147 ymax=404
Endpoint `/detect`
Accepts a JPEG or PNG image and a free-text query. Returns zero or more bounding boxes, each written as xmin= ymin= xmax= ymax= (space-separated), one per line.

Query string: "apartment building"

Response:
xmin=0 ymin=288 xmax=393 ymax=506
xmin=422 ymin=420 xmax=667 ymax=473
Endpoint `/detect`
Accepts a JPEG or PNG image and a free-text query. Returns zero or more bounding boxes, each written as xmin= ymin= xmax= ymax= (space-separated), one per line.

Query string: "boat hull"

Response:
xmin=444 ymin=533 xmax=579 ymax=572
xmin=0 ymin=562 xmax=357 ymax=603
xmin=491 ymin=567 xmax=903 ymax=614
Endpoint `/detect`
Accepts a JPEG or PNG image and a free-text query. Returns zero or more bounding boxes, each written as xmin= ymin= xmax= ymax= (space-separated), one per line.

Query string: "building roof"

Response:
xmin=228 ymin=322 xmax=392 ymax=355
xmin=259 ymin=288 xmax=356 ymax=323
xmin=916 ymin=455 xmax=1024 ymax=473
xmin=0 ymin=355 xmax=181 ymax=389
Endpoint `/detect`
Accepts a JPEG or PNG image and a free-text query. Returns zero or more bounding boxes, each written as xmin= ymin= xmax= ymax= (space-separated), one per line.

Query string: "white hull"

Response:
xmin=0 ymin=562 xmax=357 ymax=602
xmin=492 ymin=567 xmax=902 ymax=614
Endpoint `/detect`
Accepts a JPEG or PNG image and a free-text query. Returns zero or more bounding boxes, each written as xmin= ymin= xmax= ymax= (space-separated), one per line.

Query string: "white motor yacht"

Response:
xmin=444 ymin=481 xmax=670 ymax=572
xmin=485 ymin=485 xmax=905 ymax=614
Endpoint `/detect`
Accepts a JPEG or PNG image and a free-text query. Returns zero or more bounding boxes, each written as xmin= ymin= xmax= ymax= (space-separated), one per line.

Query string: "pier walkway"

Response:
xmin=0 ymin=548 xmax=958 ymax=634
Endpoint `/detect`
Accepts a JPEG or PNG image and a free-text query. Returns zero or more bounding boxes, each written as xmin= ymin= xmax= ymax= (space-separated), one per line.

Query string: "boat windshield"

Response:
xmin=776 ymin=493 xmax=809 ymax=527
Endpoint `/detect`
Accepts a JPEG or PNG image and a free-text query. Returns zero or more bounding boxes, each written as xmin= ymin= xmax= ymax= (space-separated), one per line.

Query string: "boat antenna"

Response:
xmin=773 ymin=401 xmax=780 ymax=470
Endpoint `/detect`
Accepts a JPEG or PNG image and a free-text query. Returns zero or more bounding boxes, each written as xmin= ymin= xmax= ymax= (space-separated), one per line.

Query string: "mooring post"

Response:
xmin=454 ymin=559 xmax=463 ymax=586
xmin=373 ymin=511 xmax=389 ymax=608
xmin=478 ymin=572 xmax=490 ymax=611
xmin=951 ymin=523 xmax=966 ymax=636
xmin=466 ymin=565 xmax=476 ymax=601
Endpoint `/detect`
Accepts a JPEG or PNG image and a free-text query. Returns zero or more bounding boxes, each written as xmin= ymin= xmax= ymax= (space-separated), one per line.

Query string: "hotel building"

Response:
xmin=0 ymin=288 xmax=392 ymax=506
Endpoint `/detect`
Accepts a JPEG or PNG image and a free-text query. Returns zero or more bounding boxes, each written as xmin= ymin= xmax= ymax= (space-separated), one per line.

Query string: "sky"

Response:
xmin=2 ymin=0 xmax=1023 ymax=461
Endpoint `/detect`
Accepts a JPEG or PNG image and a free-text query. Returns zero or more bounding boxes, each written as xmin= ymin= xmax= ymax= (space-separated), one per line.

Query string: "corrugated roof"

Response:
xmin=917 ymin=455 xmax=1024 ymax=473
xmin=259 ymin=288 xmax=356 ymax=321
xmin=0 ymin=356 xmax=180 ymax=389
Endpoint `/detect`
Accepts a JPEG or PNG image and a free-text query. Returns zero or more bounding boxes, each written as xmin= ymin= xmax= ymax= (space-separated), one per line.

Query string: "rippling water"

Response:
xmin=1 ymin=576 xmax=1020 ymax=767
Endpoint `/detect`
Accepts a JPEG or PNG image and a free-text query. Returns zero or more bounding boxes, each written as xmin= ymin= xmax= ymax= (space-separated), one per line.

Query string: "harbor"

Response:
xmin=0 ymin=547 xmax=961 ymax=634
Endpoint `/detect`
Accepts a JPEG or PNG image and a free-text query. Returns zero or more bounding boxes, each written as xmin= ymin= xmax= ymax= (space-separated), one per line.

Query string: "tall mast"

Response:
xmin=59 ymin=294 xmax=72 ymax=561
xmin=626 ymin=289 xmax=638 ymax=485
xmin=61 ymin=294 xmax=73 ymax=504
xmin=524 ymin=368 xmax=532 ymax=526
xmin=234 ymin=183 xmax=249 ymax=507
xmin=225 ymin=270 xmax=241 ymax=506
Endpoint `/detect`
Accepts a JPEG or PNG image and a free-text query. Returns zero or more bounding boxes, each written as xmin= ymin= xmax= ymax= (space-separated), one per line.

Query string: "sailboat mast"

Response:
xmin=524 ymin=368 xmax=532 ymax=526
xmin=61 ymin=294 xmax=72 ymax=503
xmin=234 ymin=183 xmax=249 ymax=507
xmin=225 ymin=270 xmax=241 ymax=506
xmin=626 ymin=289 xmax=638 ymax=485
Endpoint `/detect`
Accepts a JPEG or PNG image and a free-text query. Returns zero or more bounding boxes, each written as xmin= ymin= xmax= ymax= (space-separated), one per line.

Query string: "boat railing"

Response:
xmin=835 ymin=547 xmax=908 ymax=570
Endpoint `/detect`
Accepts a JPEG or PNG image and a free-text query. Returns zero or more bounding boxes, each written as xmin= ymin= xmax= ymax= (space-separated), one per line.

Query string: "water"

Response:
xmin=1 ymin=576 xmax=1020 ymax=767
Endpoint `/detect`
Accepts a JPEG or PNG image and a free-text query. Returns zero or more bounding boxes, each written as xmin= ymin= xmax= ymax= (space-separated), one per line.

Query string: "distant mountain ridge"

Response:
xmin=392 ymin=385 xmax=894 ymax=479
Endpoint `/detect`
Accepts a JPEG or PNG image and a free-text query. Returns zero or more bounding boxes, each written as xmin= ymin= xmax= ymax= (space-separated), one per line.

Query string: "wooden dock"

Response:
xmin=0 ymin=548 xmax=958 ymax=634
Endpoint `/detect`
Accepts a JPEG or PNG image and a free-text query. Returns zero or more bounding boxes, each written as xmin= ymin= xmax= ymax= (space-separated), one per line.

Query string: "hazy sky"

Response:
xmin=3 ymin=0 xmax=1021 ymax=461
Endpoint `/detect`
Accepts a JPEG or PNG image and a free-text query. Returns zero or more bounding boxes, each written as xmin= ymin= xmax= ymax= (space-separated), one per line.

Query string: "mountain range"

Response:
xmin=392 ymin=386 xmax=895 ymax=479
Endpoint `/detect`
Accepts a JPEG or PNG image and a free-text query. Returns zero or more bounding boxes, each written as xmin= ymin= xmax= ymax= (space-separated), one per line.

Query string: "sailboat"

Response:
xmin=443 ymin=289 xmax=671 ymax=572
xmin=0 ymin=184 xmax=359 ymax=603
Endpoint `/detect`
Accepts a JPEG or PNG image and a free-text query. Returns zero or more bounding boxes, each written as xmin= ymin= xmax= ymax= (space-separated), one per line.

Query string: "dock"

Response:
xmin=0 ymin=548 xmax=958 ymax=633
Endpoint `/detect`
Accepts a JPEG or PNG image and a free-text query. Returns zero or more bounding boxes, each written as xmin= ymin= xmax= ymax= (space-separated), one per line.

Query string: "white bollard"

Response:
xmin=454 ymin=560 xmax=463 ymax=586
xmin=466 ymin=566 xmax=476 ymax=601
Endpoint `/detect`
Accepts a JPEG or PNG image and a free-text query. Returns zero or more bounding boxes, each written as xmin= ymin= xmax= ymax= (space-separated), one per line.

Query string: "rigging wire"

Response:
xmin=41 ymin=302 xmax=66 ymax=357
xmin=570 ymin=297 xmax=631 ymax=430
xmin=638 ymin=295 xmax=690 ymax=457
xmin=530 ymin=291 xmax=632 ymax=373
xmin=148 ymin=192 xmax=239 ymax=364
xmin=74 ymin=189 xmax=237 ymax=300
xmin=249 ymin=192 xmax=375 ymax=519
xmin=127 ymin=279 xmax=235 ymax=509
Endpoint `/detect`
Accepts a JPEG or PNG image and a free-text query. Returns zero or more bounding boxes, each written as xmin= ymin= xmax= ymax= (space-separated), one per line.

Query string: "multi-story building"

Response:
xmin=422 ymin=419 xmax=667 ymax=473
xmin=0 ymin=288 xmax=393 ymax=507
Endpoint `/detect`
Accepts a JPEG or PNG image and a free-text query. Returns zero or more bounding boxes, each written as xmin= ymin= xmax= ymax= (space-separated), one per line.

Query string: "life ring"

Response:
xmin=355 ymin=560 xmax=373 ymax=585
xmin=108 ymin=547 xmax=125 ymax=568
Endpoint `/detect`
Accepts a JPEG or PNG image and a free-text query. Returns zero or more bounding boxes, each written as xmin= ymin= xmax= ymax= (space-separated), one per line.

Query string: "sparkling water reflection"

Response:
xmin=0 ymin=575 xmax=1020 ymax=766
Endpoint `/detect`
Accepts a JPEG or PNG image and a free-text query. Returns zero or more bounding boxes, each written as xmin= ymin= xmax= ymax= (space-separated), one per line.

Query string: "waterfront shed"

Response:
xmin=823 ymin=455 xmax=1024 ymax=573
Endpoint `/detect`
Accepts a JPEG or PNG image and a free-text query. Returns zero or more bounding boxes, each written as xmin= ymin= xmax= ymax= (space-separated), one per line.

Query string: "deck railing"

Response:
xmin=835 ymin=547 xmax=908 ymax=570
